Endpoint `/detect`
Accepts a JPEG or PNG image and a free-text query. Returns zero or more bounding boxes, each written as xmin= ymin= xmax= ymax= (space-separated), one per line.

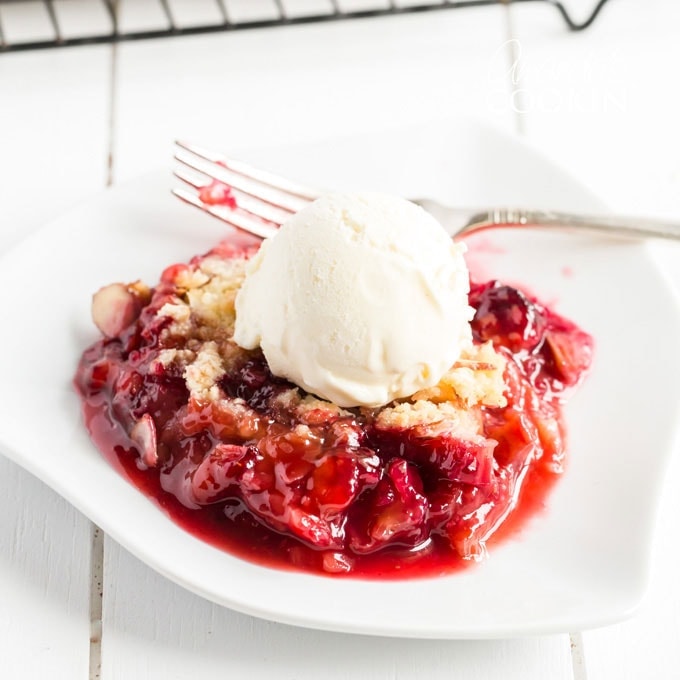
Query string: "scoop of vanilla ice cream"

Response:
xmin=233 ymin=193 xmax=474 ymax=408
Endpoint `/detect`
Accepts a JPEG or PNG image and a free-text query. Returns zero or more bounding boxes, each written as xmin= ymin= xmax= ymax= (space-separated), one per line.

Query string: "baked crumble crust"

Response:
xmin=154 ymin=252 xmax=507 ymax=427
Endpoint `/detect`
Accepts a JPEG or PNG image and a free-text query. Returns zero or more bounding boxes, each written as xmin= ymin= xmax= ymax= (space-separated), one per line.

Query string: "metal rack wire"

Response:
xmin=0 ymin=0 xmax=611 ymax=53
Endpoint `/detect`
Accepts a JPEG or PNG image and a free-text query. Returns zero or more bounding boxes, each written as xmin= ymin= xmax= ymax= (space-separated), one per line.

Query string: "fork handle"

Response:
xmin=467 ymin=207 xmax=680 ymax=241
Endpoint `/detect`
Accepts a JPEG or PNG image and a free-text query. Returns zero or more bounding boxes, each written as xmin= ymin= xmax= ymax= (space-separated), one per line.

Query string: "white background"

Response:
xmin=1 ymin=1 xmax=679 ymax=678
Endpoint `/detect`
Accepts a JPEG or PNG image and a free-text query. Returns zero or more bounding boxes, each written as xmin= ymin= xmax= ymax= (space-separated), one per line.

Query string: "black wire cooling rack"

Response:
xmin=0 ymin=0 xmax=611 ymax=53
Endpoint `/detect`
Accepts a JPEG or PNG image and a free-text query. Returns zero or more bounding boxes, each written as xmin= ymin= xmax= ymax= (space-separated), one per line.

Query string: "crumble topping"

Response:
xmin=374 ymin=399 xmax=484 ymax=440
xmin=154 ymin=250 xmax=508 ymax=427
xmin=272 ymin=389 xmax=354 ymax=423
xmin=152 ymin=348 xmax=197 ymax=370
xmin=158 ymin=301 xmax=191 ymax=326
xmin=185 ymin=341 xmax=226 ymax=401
xmin=185 ymin=256 xmax=248 ymax=330
xmin=160 ymin=255 xmax=249 ymax=336
xmin=77 ymin=239 xmax=592 ymax=576
xmin=411 ymin=341 xmax=506 ymax=409
xmin=210 ymin=397 xmax=263 ymax=440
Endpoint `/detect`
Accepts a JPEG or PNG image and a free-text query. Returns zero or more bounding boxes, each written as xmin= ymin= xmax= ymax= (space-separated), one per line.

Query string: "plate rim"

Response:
xmin=1 ymin=118 xmax=679 ymax=639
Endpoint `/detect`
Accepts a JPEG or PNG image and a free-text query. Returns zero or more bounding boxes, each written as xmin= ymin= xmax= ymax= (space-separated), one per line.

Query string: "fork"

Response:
xmin=173 ymin=141 xmax=680 ymax=242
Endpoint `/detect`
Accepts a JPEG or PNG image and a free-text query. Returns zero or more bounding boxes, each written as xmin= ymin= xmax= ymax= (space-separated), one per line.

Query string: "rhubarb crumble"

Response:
xmin=75 ymin=237 xmax=592 ymax=578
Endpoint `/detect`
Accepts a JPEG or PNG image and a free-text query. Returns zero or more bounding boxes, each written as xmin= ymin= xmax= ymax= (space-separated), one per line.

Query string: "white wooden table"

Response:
xmin=1 ymin=2 xmax=679 ymax=678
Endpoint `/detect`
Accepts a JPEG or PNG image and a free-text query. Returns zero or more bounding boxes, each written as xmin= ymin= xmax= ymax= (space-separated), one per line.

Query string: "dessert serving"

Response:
xmin=75 ymin=193 xmax=593 ymax=578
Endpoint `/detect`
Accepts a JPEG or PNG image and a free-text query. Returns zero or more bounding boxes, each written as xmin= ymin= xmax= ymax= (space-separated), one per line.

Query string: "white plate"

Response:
xmin=1 ymin=120 xmax=679 ymax=639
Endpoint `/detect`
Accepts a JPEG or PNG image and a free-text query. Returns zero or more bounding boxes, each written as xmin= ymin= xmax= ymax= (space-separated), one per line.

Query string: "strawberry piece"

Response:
xmin=308 ymin=449 xmax=379 ymax=514
xmin=349 ymin=459 xmax=428 ymax=553
xmin=544 ymin=329 xmax=593 ymax=386
xmin=321 ymin=551 xmax=354 ymax=574
xmin=471 ymin=281 xmax=545 ymax=352
xmin=409 ymin=430 xmax=496 ymax=486
xmin=198 ymin=180 xmax=237 ymax=208
xmin=373 ymin=425 xmax=496 ymax=487
xmin=130 ymin=413 xmax=158 ymax=469
xmin=191 ymin=443 xmax=250 ymax=504
xmin=237 ymin=431 xmax=380 ymax=549
xmin=182 ymin=398 xmax=264 ymax=441
xmin=91 ymin=283 xmax=143 ymax=338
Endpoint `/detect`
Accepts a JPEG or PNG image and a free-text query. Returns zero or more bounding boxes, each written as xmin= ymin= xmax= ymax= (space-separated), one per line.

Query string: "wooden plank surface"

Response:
xmin=0 ymin=42 xmax=111 ymax=680
xmin=102 ymin=538 xmax=573 ymax=680
xmin=0 ymin=45 xmax=111 ymax=248
xmin=0 ymin=459 xmax=93 ymax=680
xmin=111 ymin=6 xmax=514 ymax=182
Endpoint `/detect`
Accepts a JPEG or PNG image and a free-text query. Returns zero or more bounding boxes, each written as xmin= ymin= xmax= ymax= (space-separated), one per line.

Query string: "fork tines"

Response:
xmin=173 ymin=140 xmax=318 ymax=240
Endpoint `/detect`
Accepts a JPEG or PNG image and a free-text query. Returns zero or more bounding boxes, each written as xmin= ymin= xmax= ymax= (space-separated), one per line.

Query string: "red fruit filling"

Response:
xmin=198 ymin=180 xmax=237 ymax=208
xmin=74 ymin=242 xmax=592 ymax=578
